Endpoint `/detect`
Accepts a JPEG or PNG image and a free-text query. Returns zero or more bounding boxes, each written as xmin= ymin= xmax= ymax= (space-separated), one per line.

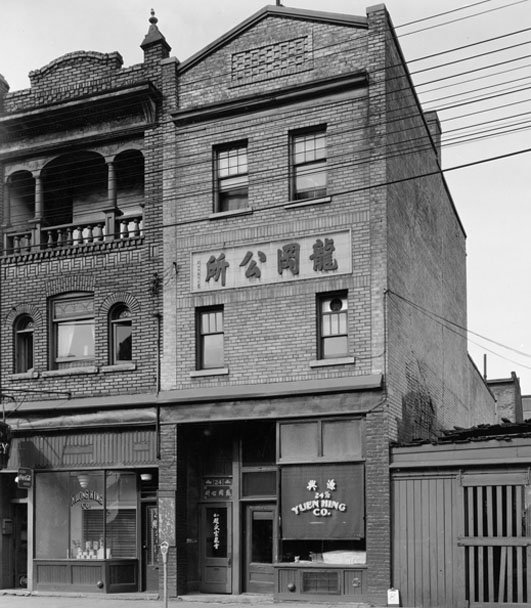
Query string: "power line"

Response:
xmin=398 ymin=0 xmax=528 ymax=37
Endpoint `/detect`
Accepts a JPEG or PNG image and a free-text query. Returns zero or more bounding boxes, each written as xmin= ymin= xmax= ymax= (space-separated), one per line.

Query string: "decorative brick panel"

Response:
xmin=231 ymin=36 xmax=312 ymax=84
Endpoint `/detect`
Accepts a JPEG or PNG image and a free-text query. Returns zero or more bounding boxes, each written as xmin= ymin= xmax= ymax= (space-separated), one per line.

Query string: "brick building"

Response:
xmin=0 ymin=4 xmax=495 ymax=604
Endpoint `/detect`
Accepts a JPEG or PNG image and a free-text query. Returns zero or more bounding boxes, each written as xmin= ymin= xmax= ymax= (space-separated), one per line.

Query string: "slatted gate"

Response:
xmin=459 ymin=472 xmax=531 ymax=607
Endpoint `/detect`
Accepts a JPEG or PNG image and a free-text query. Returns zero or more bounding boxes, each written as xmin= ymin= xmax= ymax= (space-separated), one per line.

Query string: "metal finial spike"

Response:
xmin=149 ymin=9 xmax=158 ymax=25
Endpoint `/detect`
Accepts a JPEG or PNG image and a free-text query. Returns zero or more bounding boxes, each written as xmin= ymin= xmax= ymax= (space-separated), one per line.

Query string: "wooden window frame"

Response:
xmin=214 ymin=141 xmax=249 ymax=213
xmin=196 ymin=306 xmax=225 ymax=370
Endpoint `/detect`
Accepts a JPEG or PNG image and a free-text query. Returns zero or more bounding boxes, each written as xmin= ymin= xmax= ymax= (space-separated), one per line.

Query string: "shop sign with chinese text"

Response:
xmin=203 ymin=476 xmax=232 ymax=500
xmin=191 ymin=230 xmax=351 ymax=292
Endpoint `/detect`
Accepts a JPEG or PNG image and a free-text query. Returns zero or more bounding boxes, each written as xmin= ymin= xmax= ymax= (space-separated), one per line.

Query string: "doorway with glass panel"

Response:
xmin=243 ymin=504 xmax=275 ymax=593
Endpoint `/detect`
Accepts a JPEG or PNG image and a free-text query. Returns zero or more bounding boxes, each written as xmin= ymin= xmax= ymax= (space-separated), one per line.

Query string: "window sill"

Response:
xmin=9 ymin=370 xmax=39 ymax=381
xmin=42 ymin=366 xmax=98 ymax=377
xmin=284 ymin=196 xmax=331 ymax=209
xmin=190 ymin=368 xmax=229 ymax=378
xmin=310 ymin=356 xmax=355 ymax=368
xmin=101 ymin=363 xmax=137 ymax=373
xmin=209 ymin=208 xmax=253 ymax=220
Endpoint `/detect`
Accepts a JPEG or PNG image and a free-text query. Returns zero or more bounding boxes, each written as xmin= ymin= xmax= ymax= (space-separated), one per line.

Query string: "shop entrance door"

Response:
xmin=200 ymin=503 xmax=232 ymax=593
xmin=244 ymin=504 xmax=275 ymax=593
xmin=13 ymin=502 xmax=28 ymax=588
xmin=141 ymin=502 xmax=159 ymax=591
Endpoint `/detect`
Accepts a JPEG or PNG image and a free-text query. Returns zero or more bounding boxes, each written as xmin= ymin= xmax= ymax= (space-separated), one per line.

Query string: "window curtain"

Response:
xmin=281 ymin=463 xmax=364 ymax=540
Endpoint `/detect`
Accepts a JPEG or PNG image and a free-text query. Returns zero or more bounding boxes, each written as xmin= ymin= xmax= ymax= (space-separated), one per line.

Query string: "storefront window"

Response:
xmin=35 ymin=470 xmax=137 ymax=560
xmin=35 ymin=472 xmax=70 ymax=559
xmin=70 ymin=472 xmax=105 ymax=559
xmin=280 ymin=463 xmax=366 ymax=565
xmin=106 ymin=472 xmax=137 ymax=558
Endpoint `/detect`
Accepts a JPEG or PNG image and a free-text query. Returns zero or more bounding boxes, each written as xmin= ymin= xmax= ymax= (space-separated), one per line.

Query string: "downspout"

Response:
xmin=154 ymin=311 xmax=162 ymax=460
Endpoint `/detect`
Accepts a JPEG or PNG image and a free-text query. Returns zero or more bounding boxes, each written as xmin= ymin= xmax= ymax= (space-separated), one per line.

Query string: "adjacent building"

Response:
xmin=0 ymin=4 xmax=496 ymax=604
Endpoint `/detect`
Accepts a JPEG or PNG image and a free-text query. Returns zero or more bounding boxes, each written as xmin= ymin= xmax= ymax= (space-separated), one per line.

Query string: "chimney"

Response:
xmin=424 ymin=111 xmax=441 ymax=161
xmin=0 ymin=73 xmax=10 ymax=112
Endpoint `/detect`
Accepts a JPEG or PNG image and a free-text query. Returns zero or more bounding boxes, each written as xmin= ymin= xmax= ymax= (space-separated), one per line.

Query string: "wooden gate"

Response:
xmin=459 ymin=472 xmax=531 ymax=607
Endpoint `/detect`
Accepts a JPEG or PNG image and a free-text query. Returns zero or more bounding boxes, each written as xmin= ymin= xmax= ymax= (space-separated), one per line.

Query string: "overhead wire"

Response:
xmin=2 ymin=1 xmax=528 ymax=229
xmin=386 ymin=290 xmax=531 ymax=372
xmin=397 ymin=0 xmax=528 ymax=37
xmin=2 ymin=0 xmax=530 ymax=141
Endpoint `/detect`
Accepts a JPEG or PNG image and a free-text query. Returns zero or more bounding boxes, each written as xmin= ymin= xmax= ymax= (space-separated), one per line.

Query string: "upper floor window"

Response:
xmin=52 ymin=293 xmax=94 ymax=368
xmin=14 ymin=314 xmax=34 ymax=373
xmin=291 ymin=128 xmax=327 ymax=201
xmin=109 ymin=304 xmax=132 ymax=364
xmin=318 ymin=292 xmax=348 ymax=359
xmin=215 ymin=143 xmax=248 ymax=212
xmin=197 ymin=307 xmax=224 ymax=369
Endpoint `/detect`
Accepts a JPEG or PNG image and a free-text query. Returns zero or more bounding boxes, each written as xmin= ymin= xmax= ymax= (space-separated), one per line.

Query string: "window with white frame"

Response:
xmin=318 ymin=292 xmax=348 ymax=359
xmin=197 ymin=306 xmax=224 ymax=369
xmin=215 ymin=143 xmax=248 ymax=212
xmin=291 ymin=128 xmax=327 ymax=201
xmin=51 ymin=293 xmax=94 ymax=368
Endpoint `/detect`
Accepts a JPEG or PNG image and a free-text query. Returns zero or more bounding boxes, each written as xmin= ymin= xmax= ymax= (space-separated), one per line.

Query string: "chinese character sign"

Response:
xmin=192 ymin=231 xmax=351 ymax=292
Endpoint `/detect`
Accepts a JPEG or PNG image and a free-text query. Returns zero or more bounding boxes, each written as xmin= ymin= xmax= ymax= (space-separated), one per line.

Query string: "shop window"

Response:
xmin=281 ymin=463 xmax=364 ymax=540
xmin=291 ymin=128 xmax=327 ymax=201
xmin=51 ymin=293 xmax=94 ymax=369
xmin=14 ymin=314 xmax=34 ymax=373
xmin=317 ymin=292 xmax=348 ymax=359
xmin=109 ymin=303 xmax=132 ymax=363
xmin=196 ymin=306 xmax=224 ymax=370
xmin=35 ymin=471 xmax=137 ymax=560
xmin=280 ymin=464 xmax=366 ymax=566
xmin=214 ymin=142 xmax=248 ymax=212
xmin=278 ymin=418 xmax=364 ymax=463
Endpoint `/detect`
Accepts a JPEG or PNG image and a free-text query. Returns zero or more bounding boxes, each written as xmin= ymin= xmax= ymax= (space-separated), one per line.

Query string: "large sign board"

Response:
xmin=191 ymin=230 xmax=352 ymax=292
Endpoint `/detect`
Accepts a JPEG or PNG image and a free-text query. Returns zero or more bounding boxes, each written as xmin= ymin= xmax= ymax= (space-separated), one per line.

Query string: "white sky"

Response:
xmin=1 ymin=0 xmax=531 ymax=394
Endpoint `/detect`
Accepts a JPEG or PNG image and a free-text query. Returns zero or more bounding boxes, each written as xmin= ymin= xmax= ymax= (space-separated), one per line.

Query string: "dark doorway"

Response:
xmin=13 ymin=503 xmax=28 ymax=588
xmin=141 ymin=502 xmax=159 ymax=591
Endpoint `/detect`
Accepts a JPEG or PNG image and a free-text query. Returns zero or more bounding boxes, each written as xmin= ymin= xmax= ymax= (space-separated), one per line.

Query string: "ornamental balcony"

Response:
xmin=3 ymin=149 xmax=144 ymax=258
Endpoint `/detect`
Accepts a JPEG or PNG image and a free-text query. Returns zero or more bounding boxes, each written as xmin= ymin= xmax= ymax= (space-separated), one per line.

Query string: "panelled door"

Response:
xmin=244 ymin=504 xmax=275 ymax=593
xmin=141 ymin=502 xmax=159 ymax=592
xmin=200 ymin=503 xmax=232 ymax=593
xmin=459 ymin=472 xmax=531 ymax=606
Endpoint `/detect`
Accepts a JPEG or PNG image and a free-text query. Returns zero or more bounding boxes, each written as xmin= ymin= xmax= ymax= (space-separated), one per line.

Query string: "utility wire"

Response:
xmin=3 ymin=2 xmax=530 ymax=135
xmin=398 ymin=0 xmax=528 ymax=37
xmin=387 ymin=289 xmax=531 ymax=359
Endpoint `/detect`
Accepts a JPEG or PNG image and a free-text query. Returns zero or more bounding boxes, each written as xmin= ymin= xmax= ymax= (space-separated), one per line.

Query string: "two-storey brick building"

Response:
xmin=0 ymin=4 xmax=495 ymax=604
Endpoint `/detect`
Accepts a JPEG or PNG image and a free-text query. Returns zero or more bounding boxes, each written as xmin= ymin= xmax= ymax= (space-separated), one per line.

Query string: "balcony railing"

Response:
xmin=4 ymin=215 xmax=143 ymax=256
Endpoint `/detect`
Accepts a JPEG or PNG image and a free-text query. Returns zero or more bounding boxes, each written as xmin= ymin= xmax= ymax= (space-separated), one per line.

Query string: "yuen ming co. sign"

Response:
xmin=191 ymin=230 xmax=352 ymax=292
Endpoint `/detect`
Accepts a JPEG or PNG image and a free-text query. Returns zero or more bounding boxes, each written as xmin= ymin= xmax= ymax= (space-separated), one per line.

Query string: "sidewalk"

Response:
xmin=0 ymin=590 xmax=360 ymax=608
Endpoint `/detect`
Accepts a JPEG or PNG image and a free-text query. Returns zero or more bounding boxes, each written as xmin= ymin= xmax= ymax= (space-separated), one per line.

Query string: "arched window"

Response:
xmin=14 ymin=314 xmax=34 ymax=373
xmin=109 ymin=304 xmax=132 ymax=364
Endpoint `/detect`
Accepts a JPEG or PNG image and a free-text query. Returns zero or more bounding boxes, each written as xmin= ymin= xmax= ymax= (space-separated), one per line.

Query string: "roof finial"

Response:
xmin=149 ymin=9 xmax=158 ymax=25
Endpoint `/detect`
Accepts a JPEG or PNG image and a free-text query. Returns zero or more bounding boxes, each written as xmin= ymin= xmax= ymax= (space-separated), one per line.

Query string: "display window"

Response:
xmin=35 ymin=471 xmax=137 ymax=560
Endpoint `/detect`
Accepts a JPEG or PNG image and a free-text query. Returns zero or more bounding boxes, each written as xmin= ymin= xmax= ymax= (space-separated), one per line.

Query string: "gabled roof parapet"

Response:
xmin=179 ymin=4 xmax=367 ymax=74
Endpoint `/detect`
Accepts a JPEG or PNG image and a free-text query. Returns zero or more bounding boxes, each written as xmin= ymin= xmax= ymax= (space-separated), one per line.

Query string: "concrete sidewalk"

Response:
xmin=0 ymin=591 xmax=360 ymax=608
